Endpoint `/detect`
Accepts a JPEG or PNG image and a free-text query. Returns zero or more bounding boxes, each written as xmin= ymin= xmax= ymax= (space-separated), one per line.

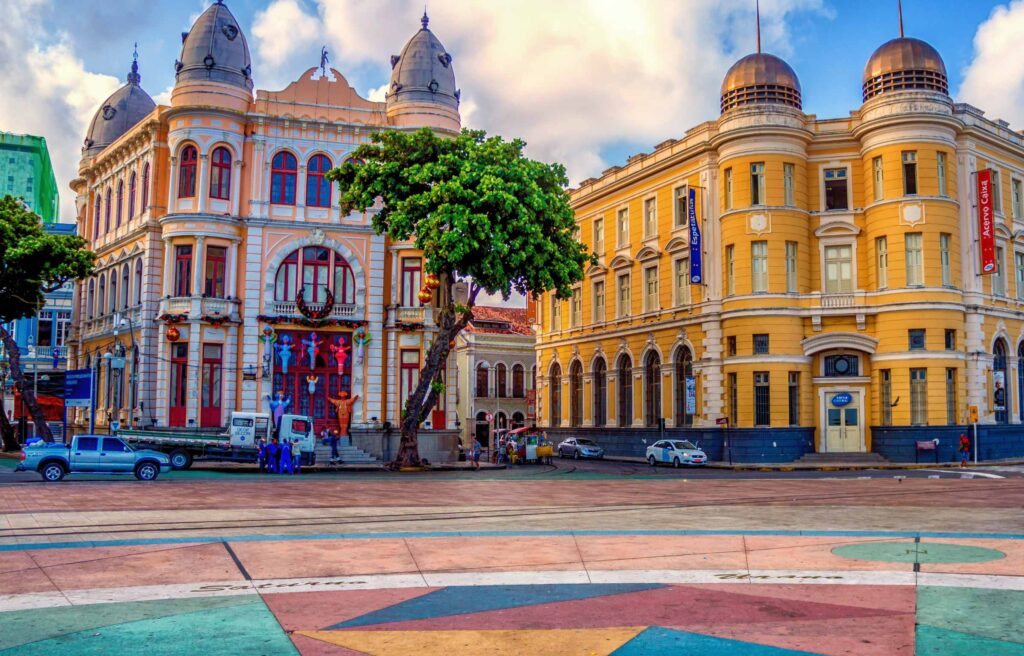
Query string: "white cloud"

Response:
xmin=252 ymin=0 xmax=322 ymax=69
xmin=0 ymin=0 xmax=120 ymax=222
xmin=960 ymin=0 xmax=1024 ymax=130
xmin=366 ymin=83 xmax=389 ymax=103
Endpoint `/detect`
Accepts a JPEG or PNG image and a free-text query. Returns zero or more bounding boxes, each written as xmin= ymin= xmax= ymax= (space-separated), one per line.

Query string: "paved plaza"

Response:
xmin=0 ymin=471 xmax=1021 ymax=654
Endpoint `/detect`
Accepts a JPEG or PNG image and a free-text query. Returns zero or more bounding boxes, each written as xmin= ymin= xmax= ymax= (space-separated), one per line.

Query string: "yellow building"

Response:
xmin=535 ymin=33 xmax=1024 ymax=462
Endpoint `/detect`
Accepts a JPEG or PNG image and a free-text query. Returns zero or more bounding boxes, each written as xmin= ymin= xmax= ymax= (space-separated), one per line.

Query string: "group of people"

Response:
xmin=257 ymin=437 xmax=303 ymax=474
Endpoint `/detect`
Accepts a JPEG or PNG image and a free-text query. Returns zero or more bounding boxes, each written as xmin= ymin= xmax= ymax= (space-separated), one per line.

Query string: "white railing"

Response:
xmin=271 ymin=301 xmax=357 ymax=319
xmin=202 ymin=298 xmax=231 ymax=316
xmin=396 ymin=307 xmax=426 ymax=322
xmin=821 ymin=293 xmax=855 ymax=309
xmin=164 ymin=297 xmax=192 ymax=314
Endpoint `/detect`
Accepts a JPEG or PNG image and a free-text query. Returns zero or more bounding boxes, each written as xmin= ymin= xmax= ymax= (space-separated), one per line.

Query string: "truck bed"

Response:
xmin=118 ymin=430 xmax=230 ymax=447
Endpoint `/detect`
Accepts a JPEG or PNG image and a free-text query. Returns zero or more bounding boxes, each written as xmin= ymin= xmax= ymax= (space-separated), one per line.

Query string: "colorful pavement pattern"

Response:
xmin=0 ymin=478 xmax=1022 ymax=654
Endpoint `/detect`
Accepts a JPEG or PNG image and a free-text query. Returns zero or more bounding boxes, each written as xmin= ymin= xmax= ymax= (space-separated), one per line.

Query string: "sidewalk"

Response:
xmin=602 ymin=454 xmax=1024 ymax=471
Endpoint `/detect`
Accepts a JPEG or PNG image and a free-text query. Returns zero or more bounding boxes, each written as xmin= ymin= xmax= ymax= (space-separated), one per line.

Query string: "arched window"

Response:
xmin=496 ymin=412 xmax=507 ymax=430
xmin=273 ymin=247 xmax=355 ymax=305
xmin=644 ymin=351 xmax=661 ymax=427
xmin=134 ymin=259 xmax=143 ymax=306
xmin=511 ymin=411 xmax=525 ymax=429
xmin=617 ymin=354 xmax=632 ymax=427
xmin=93 ymin=194 xmax=101 ymax=239
xmin=178 ymin=145 xmax=198 ymax=198
xmin=115 ymin=178 xmax=124 ymax=227
xmin=496 ymin=363 xmax=507 ymax=398
xmin=306 ymin=154 xmax=332 ymax=208
xmin=270 ymin=151 xmax=297 ymax=205
xmin=97 ymin=274 xmax=106 ymax=317
xmin=209 ymin=146 xmax=232 ymax=200
xmin=512 ymin=364 xmax=525 ymax=398
xmin=531 ymin=365 xmax=537 ymax=391
xmin=593 ymin=357 xmax=607 ymax=427
xmin=549 ymin=363 xmax=562 ymax=427
xmin=994 ymin=339 xmax=1009 ymax=424
xmin=141 ymin=163 xmax=150 ymax=212
xmin=475 ymin=363 xmax=489 ymax=398
xmin=104 ymin=187 xmax=112 ymax=233
xmin=127 ymin=171 xmax=137 ymax=219
xmin=121 ymin=264 xmax=130 ymax=309
xmin=675 ymin=347 xmax=694 ymax=427
xmin=109 ymin=275 xmax=117 ymax=315
xmin=569 ymin=361 xmax=583 ymax=427
xmin=87 ymin=279 xmax=95 ymax=320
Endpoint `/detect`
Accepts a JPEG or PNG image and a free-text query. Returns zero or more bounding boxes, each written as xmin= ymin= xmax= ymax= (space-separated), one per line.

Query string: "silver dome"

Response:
xmin=175 ymin=1 xmax=253 ymax=91
xmin=387 ymin=13 xmax=459 ymax=111
xmin=83 ymin=59 xmax=155 ymax=156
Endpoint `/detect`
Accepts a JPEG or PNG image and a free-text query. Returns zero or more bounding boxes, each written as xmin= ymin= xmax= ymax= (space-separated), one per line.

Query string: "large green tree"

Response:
xmin=328 ymin=128 xmax=592 ymax=468
xmin=0 ymin=196 xmax=94 ymax=445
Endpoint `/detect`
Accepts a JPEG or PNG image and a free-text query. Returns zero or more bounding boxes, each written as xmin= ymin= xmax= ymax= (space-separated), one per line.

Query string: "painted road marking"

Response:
xmin=921 ymin=469 xmax=1005 ymax=479
xmin=2 ymin=569 xmax=1023 ymax=612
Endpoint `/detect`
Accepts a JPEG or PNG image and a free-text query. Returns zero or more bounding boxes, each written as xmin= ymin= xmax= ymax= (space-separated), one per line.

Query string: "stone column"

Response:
xmin=162 ymin=238 xmax=175 ymax=297
xmin=632 ymin=367 xmax=644 ymax=428
xmin=192 ymin=235 xmax=206 ymax=297
xmin=197 ymin=154 xmax=209 ymax=213
xmin=230 ymin=160 xmax=243 ymax=217
xmin=167 ymin=156 xmax=178 ymax=213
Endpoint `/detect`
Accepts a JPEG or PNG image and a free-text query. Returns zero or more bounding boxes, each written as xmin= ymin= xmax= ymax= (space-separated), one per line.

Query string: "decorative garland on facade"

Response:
xmin=396 ymin=321 xmax=425 ymax=332
xmin=296 ymin=285 xmax=335 ymax=320
xmin=201 ymin=315 xmax=230 ymax=327
xmin=157 ymin=313 xmax=188 ymax=324
xmin=257 ymin=315 xmax=367 ymax=329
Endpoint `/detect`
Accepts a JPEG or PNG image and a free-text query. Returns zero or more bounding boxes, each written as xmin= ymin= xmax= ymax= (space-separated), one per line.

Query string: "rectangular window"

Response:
xmin=617 ymin=273 xmax=630 ymax=318
xmin=993 ymin=245 xmax=1006 ymax=296
xmin=1017 ymin=252 xmax=1024 ymax=300
xmin=905 ymin=233 xmax=923 ymax=286
xmin=880 ymin=369 xmax=892 ymax=426
xmin=724 ymin=168 xmax=733 ymax=210
xmin=754 ymin=372 xmax=770 ymax=426
xmin=902 ymin=151 xmax=918 ymax=195
xmin=726 ymin=244 xmax=735 ymax=296
xmin=876 ymin=237 xmax=889 ymax=288
xmin=173 ymin=245 xmax=192 ymax=297
xmin=674 ymin=258 xmax=690 ymax=306
xmin=36 ymin=312 xmax=52 ymax=347
xmin=593 ymin=218 xmax=604 ymax=256
xmin=946 ymin=368 xmax=957 ymax=425
xmin=945 ymin=328 xmax=956 ymax=351
xmin=872 ymin=156 xmax=884 ymax=202
xmin=992 ymin=170 xmax=1002 ymax=212
xmin=570 ymin=288 xmax=582 ymax=327
xmin=643 ymin=266 xmax=659 ymax=313
xmin=824 ymin=167 xmax=848 ymax=210
xmin=785 ymin=241 xmax=797 ymax=292
xmin=727 ymin=335 xmax=737 ymax=357
xmin=909 ymin=328 xmax=926 ymax=351
xmin=940 ymin=233 xmax=952 ymax=286
xmin=643 ymin=198 xmax=657 ymax=238
xmin=55 ymin=311 xmax=71 ymax=347
xmin=824 ymin=354 xmax=859 ymax=377
xmin=751 ymin=241 xmax=768 ymax=292
xmin=617 ymin=208 xmax=629 ymax=247
xmin=788 ymin=372 xmax=799 ymax=426
xmin=728 ymin=373 xmax=738 ymax=426
xmin=1013 ymin=179 xmax=1023 ymax=220
xmin=400 ymin=349 xmax=420 ymax=406
xmin=825 ymin=244 xmax=853 ymax=293
xmin=593 ymin=280 xmax=605 ymax=322
xmin=550 ymin=296 xmax=561 ymax=331
xmin=750 ymin=162 xmax=765 ymax=206
xmin=937 ymin=152 xmax=948 ymax=197
xmin=203 ymin=245 xmax=227 ymax=298
xmin=753 ymin=334 xmax=769 ymax=355
xmin=673 ymin=186 xmax=689 ymax=228
xmin=400 ymin=257 xmax=422 ymax=307
xmin=783 ymin=163 xmax=795 ymax=206
xmin=910 ymin=368 xmax=928 ymax=426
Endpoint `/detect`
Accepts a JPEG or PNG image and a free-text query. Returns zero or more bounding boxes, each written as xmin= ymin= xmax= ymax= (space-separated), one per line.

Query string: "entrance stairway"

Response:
xmin=314 ymin=441 xmax=380 ymax=465
xmin=794 ymin=452 xmax=889 ymax=465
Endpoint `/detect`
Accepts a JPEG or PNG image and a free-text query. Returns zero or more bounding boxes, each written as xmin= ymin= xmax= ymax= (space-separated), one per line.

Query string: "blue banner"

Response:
xmin=685 ymin=376 xmax=697 ymax=415
xmin=688 ymin=187 xmax=701 ymax=284
xmin=64 ymin=369 xmax=93 ymax=408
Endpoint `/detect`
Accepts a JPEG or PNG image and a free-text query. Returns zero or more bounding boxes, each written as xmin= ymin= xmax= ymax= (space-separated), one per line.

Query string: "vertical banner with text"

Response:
xmin=978 ymin=169 xmax=996 ymax=275
xmin=688 ymin=187 xmax=702 ymax=284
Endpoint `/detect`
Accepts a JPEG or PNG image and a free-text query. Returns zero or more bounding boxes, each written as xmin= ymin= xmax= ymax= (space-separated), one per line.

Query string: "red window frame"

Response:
xmin=512 ymin=364 xmax=525 ymax=398
xmin=273 ymin=247 xmax=355 ymax=305
xmin=209 ymin=147 xmax=232 ymax=200
xmin=200 ymin=344 xmax=223 ymax=427
xmin=174 ymin=245 xmax=193 ymax=297
xmin=134 ymin=259 xmax=143 ymax=305
xmin=401 ymin=257 xmax=422 ymax=307
xmin=141 ymin=163 xmax=150 ymax=212
xmin=93 ymin=194 xmax=101 ymax=239
xmin=204 ymin=245 xmax=227 ymax=298
xmin=169 ymin=343 xmax=188 ymax=427
xmin=97 ymin=275 xmax=106 ymax=316
xmin=400 ymin=349 xmax=421 ymax=409
xmin=115 ymin=178 xmax=124 ymax=227
xmin=305 ymin=154 xmax=332 ymax=208
xmin=496 ymin=363 xmax=507 ymax=398
xmin=127 ymin=171 xmax=137 ymax=219
xmin=104 ymin=187 xmax=112 ymax=233
xmin=178 ymin=145 xmax=198 ymax=199
xmin=270 ymin=151 xmax=297 ymax=205
xmin=476 ymin=364 xmax=489 ymax=398
xmin=301 ymin=246 xmax=330 ymax=303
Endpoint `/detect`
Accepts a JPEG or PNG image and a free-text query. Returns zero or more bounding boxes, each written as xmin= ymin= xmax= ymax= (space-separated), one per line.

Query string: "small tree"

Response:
xmin=328 ymin=128 xmax=591 ymax=468
xmin=0 ymin=196 xmax=94 ymax=444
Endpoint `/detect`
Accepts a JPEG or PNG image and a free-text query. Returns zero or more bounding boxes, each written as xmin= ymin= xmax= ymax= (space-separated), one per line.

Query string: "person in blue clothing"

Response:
xmin=279 ymin=436 xmax=292 ymax=474
xmin=266 ymin=438 xmax=279 ymax=474
xmin=257 ymin=438 xmax=268 ymax=473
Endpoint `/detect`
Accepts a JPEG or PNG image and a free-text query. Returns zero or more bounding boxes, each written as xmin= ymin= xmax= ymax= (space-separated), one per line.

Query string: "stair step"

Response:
xmin=795 ymin=452 xmax=888 ymax=464
xmin=313 ymin=442 xmax=380 ymax=464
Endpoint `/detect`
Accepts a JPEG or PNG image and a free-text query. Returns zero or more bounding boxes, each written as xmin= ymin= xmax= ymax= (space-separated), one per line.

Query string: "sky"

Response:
xmin=1 ymin=0 xmax=1023 ymax=226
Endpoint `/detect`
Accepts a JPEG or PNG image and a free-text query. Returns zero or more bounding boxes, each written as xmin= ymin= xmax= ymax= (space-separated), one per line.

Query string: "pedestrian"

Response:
xmin=959 ymin=433 xmax=971 ymax=468
xmin=267 ymin=438 xmax=279 ymax=474
xmin=471 ymin=437 xmax=482 ymax=471
xmin=291 ymin=439 xmax=302 ymax=474
xmin=456 ymin=438 xmax=465 ymax=462
xmin=330 ymin=429 xmax=340 ymax=464
xmin=257 ymin=438 xmax=267 ymax=473
xmin=279 ymin=435 xmax=292 ymax=474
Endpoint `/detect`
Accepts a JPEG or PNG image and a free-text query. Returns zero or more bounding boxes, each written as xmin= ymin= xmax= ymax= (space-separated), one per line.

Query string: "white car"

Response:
xmin=646 ymin=440 xmax=707 ymax=467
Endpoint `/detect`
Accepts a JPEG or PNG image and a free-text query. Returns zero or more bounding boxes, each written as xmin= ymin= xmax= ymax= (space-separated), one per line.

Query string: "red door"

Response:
xmin=200 ymin=344 xmax=223 ymax=427
xmin=273 ymin=330 xmax=352 ymax=435
xmin=169 ymin=343 xmax=188 ymax=427
xmin=431 ymin=369 xmax=446 ymax=430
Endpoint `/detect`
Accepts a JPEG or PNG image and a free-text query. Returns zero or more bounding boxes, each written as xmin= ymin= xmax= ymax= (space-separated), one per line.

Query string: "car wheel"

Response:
xmin=574 ymin=450 xmax=580 ymax=460
xmin=41 ymin=462 xmax=66 ymax=482
xmin=135 ymin=462 xmax=159 ymax=481
xmin=648 ymin=455 xmax=657 ymax=467
xmin=673 ymin=457 xmax=681 ymax=468
xmin=168 ymin=450 xmax=193 ymax=470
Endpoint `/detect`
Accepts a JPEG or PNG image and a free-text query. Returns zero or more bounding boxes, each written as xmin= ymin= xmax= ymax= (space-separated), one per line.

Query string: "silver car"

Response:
xmin=557 ymin=438 xmax=605 ymax=460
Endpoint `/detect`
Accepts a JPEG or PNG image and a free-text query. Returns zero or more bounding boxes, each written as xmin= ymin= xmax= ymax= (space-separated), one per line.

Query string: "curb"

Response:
xmin=600 ymin=455 xmax=1024 ymax=472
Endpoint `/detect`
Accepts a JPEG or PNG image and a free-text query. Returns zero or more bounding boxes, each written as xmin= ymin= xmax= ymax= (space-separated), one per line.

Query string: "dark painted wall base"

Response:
xmin=870 ymin=425 xmax=1024 ymax=462
xmin=542 ymin=426 xmax=815 ymax=463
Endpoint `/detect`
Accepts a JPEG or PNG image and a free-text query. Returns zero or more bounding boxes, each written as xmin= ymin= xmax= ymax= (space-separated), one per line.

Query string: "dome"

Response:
xmin=862 ymin=37 xmax=947 ymax=101
xmin=386 ymin=12 xmax=459 ymax=112
xmin=720 ymin=53 xmax=802 ymax=113
xmin=175 ymin=0 xmax=253 ymax=92
xmin=83 ymin=59 xmax=155 ymax=157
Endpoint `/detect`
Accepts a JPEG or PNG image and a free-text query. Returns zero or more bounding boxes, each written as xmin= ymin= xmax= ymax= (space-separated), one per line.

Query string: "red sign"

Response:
xmin=978 ymin=169 xmax=996 ymax=275
xmin=715 ymin=417 xmax=729 ymax=426
xmin=526 ymin=389 xmax=536 ymax=419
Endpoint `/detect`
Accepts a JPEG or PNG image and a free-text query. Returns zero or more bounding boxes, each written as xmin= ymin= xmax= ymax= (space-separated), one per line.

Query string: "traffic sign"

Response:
xmin=64 ymin=369 xmax=94 ymax=408
xmin=486 ymin=412 xmax=494 ymax=423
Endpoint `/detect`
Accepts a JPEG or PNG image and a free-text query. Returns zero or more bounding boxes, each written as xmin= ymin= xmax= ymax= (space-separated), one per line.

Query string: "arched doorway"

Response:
xmin=617 ymin=354 xmax=632 ymax=427
xmin=549 ymin=363 xmax=562 ymax=427
xmin=644 ymin=351 xmax=661 ymax=427
xmin=593 ymin=357 xmax=607 ymax=427
xmin=994 ymin=339 xmax=1009 ymax=424
xmin=475 ymin=411 xmax=489 ymax=445
xmin=674 ymin=347 xmax=694 ymax=427
xmin=569 ymin=361 xmax=583 ymax=427
xmin=496 ymin=411 xmax=507 ymax=430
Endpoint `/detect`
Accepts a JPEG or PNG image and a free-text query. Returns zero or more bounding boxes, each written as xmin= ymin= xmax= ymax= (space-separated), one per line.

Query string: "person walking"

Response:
xmin=291 ymin=439 xmax=302 ymax=474
xmin=471 ymin=437 xmax=482 ymax=471
xmin=257 ymin=438 xmax=268 ymax=473
xmin=279 ymin=436 xmax=292 ymax=475
xmin=959 ymin=433 xmax=971 ymax=468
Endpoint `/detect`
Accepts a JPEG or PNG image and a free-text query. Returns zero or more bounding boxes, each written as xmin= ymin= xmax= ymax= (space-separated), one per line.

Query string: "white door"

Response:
xmin=825 ymin=393 xmax=862 ymax=452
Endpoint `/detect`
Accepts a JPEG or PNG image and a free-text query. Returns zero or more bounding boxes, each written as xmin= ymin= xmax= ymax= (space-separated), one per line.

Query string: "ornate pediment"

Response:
xmin=635 ymin=246 xmax=661 ymax=261
xmin=608 ymin=255 xmax=633 ymax=269
xmin=665 ymin=236 xmax=688 ymax=253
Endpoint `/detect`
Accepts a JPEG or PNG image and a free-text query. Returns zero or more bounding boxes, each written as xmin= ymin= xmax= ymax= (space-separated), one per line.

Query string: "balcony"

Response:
xmin=158 ymin=297 xmax=241 ymax=322
xmin=270 ymin=300 xmax=357 ymax=320
xmin=813 ymin=291 xmax=867 ymax=331
xmin=821 ymin=293 xmax=855 ymax=309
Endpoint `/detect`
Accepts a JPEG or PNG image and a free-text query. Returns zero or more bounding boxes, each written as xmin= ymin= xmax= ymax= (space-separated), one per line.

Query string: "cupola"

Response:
xmin=385 ymin=12 xmax=461 ymax=132
xmin=83 ymin=52 xmax=155 ymax=157
xmin=171 ymin=1 xmax=253 ymax=110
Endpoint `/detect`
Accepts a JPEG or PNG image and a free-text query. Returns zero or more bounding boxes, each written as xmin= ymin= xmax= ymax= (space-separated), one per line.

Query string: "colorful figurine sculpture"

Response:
xmin=302 ymin=331 xmax=323 ymax=368
xmin=328 ymin=391 xmax=360 ymax=439
xmin=306 ymin=375 xmax=319 ymax=395
xmin=329 ymin=336 xmax=351 ymax=375
xmin=266 ymin=391 xmax=291 ymax=431
xmin=275 ymin=334 xmax=294 ymax=374
xmin=353 ymin=326 xmax=371 ymax=365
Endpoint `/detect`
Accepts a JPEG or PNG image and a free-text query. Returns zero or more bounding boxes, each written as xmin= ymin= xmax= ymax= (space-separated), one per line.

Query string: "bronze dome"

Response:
xmin=862 ymin=37 xmax=947 ymax=101
xmin=720 ymin=53 xmax=802 ymax=113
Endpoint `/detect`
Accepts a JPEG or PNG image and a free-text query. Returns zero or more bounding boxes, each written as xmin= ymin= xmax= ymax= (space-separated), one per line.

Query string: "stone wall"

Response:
xmin=870 ymin=425 xmax=1024 ymax=462
xmin=351 ymin=427 xmax=460 ymax=464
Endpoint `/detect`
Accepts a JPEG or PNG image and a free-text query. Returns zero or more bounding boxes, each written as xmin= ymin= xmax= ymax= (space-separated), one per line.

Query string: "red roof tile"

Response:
xmin=465 ymin=306 xmax=534 ymax=336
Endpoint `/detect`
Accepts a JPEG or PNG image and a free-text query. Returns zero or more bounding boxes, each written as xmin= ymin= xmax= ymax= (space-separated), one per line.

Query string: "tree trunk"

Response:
xmin=0 ymin=326 xmax=53 ymax=442
xmin=0 ymin=395 xmax=17 ymax=451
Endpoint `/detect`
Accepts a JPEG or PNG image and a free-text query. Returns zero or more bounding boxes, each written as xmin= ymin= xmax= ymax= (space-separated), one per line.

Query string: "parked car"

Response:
xmin=17 ymin=435 xmax=171 ymax=482
xmin=557 ymin=437 xmax=605 ymax=459
xmin=646 ymin=440 xmax=707 ymax=467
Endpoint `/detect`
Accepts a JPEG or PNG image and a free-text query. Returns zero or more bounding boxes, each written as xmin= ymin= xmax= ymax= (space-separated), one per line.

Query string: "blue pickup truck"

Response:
xmin=17 ymin=435 xmax=171 ymax=482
